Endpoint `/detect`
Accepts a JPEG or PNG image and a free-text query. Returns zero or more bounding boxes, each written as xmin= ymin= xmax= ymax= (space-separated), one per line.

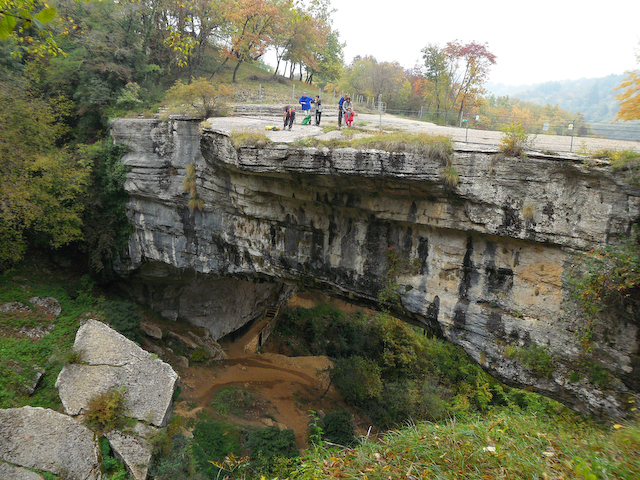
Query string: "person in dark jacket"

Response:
xmin=313 ymin=95 xmax=323 ymax=126
xmin=283 ymin=105 xmax=295 ymax=130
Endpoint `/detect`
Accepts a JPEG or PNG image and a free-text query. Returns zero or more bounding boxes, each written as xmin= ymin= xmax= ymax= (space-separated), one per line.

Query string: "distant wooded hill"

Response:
xmin=486 ymin=74 xmax=626 ymax=123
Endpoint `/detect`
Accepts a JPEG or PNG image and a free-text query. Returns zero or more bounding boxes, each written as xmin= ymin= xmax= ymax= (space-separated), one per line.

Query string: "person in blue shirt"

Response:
xmin=299 ymin=92 xmax=312 ymax=122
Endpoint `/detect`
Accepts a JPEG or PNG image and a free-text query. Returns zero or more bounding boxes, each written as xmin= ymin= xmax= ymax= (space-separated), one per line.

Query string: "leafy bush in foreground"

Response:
xmin=191 ymin=420 xmax=243 ymax=479
xmin=320 ymin=409 xmax=358 ymax=447
xmin=247 ymin=427 xmax=299 ymax=473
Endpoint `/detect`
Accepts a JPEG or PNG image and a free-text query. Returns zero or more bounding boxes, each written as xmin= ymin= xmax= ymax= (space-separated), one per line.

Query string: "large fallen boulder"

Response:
xmin=105 ymin=425 xmax=154 ymax=480
xmin=56 ymin=319 xmax=179 ymax=427
xmin=0 ymin=406 xmax=102 ymax=480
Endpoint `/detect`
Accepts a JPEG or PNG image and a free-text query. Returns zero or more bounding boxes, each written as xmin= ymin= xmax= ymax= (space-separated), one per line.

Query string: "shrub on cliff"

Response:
xmin=499 ymin=122 xmax=533 ymax=157
xmin=84 ymin=386 xmax=128 ymax=434
xmin=569 ymin=227 xmax=640 ymax=328
xmin=595 ymin=148 xmax=640 ymax=186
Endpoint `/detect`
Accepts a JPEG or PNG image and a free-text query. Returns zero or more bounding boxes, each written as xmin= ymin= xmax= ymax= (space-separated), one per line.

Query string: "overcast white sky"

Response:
xmin=327 ymin=0 xmax=640 ymax=86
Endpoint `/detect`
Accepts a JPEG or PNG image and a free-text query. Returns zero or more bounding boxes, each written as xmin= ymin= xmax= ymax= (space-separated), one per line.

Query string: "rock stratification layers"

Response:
xmin=111 ymin=118 xmax=640 ymax=418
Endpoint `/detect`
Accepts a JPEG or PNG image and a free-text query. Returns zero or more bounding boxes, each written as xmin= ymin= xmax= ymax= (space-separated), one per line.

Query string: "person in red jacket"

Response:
xmin=344 ymin=107 xmax=354 ymax=127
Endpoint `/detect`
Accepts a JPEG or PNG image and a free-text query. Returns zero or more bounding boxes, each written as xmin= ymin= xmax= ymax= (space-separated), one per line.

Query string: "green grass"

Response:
xmin=229 ymin=130 xmax=273 ymax=148
xmin=211 ymin=386 xmax=256 ymax=418
xmin=0 ymin=258 xmax=101 ymax=410
xmin=290 ymin=131 xmax=453 ymax=162
xmin=289 ymin=412 xmax=640 ymax=479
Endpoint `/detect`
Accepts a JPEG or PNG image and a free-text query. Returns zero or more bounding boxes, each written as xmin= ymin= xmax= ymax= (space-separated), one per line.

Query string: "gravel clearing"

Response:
xmin=206 ymin=107 xmax=640 ymax=154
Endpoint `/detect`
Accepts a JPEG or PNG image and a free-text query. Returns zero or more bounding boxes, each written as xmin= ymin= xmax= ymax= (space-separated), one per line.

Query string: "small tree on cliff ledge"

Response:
xmin=499 ymin=122 xmax=533 ymax=157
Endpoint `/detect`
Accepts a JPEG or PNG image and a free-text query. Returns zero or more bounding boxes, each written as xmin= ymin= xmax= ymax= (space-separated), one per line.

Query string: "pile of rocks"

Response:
xmin=1 ymin=319 xmax=180 ymax=480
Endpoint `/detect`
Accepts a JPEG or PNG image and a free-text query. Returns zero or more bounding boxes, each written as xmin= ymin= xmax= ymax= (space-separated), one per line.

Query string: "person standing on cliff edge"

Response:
xmin=299 ymin=92 xmax=312 ymax=123
xmin=283 ymin=105 xmax=295 ymax=130
xmin=337 ymin=93 xmax=345 ymax=128
xmin=313 ymin=95 xmax=323 ymax=126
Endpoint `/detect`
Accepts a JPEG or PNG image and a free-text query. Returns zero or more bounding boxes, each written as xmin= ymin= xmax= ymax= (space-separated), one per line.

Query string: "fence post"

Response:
xmin=465 ymin=114 xmax=469 ymax=143
xmin=570 ymin=119 xmax=575 ymax=152
xmin=259 ymin=84 xmax=262 ymax=119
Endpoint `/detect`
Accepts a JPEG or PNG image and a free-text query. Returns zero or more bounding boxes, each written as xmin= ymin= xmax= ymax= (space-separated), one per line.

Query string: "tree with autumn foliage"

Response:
xmin=614 ymin=44 xmax=640 ymax=122
xmin=0 ymin=78 xmax=91 ymax=268
xmin=269 ymin=0 xmax=335 ymax=84
xmin=421 ymin=43 xmax=450 ymax=112
xmin=165 ymin=77 xmax=233 ymax=118
xmin=213 ymin=0 xmax=280 ymax=82
xmin=340 ymin=56 xmax=406 ymax=107
xmin=443 ymin=40 xmax=496 ymax=122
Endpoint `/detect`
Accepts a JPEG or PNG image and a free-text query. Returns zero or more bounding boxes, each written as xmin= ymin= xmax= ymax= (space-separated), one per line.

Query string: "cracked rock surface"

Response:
xmin=0 ymin=406 xmax=102 ymax=480
xmin=56 ymin=319 xmax=179 ymax=427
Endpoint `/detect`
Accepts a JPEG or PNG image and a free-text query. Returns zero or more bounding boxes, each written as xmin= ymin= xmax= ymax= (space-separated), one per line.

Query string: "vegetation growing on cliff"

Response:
xmin=499 ymin=121 xmax=534 ymax=157
xmin=569 ymin=227 xmax=640 ymax=327
xmin=183 ymin=163 xmax=205 ymax=213
xmin=230 ymin=131 xmax=273 ymax=148
xmin=292 ymin=131 xmax=453 ymax=162
xmin=590 ymin=148 xmax=640 ymax=186
xmin=164 ymin=79 xmax=233 ymax=119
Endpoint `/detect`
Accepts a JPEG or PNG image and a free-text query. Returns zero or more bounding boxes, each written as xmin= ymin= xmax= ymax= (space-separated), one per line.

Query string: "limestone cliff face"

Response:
xmin=111 ymin=118 xmax=640 ymax=418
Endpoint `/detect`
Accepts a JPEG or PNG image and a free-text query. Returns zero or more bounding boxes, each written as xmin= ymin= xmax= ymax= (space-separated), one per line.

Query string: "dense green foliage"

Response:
xmin=274 ymin=305 xmax=561 ymax=428
xmin=150 ymin=433 xmax=206 ymax=480
xmin=247 ymin=426 xmax=299 ymax=473
xmin=0 ymin=77 xmax=90 ymax=268
xmin=569 ymin=227 xmax=640 ymax=326
xmin=101 ymin=437 xmax=130 ymax=480
xmin=318 ymin=409 xmax=357 ymax=447
xmin=78 ymin=140 xmax=133 ymax=275
xmin=0 ymin=261 xmax=96 ymax=409
xmin=102 ymin=299 xmax=142 ymax=343
xmin=192 ymin=419 xmax=244 ymax=478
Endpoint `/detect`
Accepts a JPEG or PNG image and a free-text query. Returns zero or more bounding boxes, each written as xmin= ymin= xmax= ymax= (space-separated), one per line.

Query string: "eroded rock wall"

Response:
xmin=111 ymin=118 xmax=640 ymax=418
